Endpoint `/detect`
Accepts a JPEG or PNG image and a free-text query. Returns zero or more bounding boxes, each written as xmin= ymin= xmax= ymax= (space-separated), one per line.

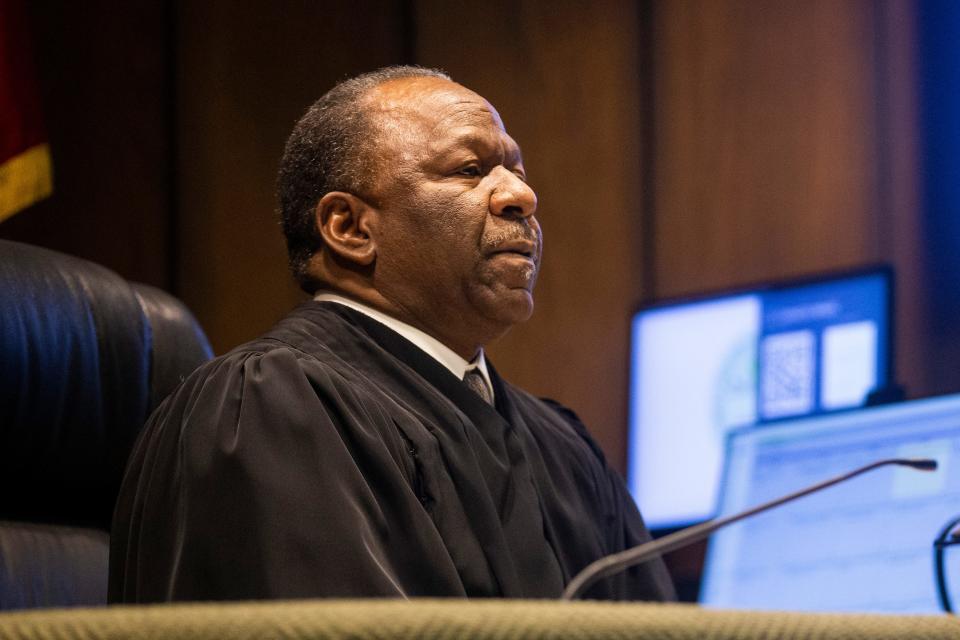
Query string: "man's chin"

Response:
xmin=481 ymin=287 xmax=535 ymax=327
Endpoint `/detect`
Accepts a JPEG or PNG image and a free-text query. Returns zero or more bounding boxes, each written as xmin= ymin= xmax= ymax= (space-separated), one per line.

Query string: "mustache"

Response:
xmin=481 ymin=224 xmax=541 ymax=254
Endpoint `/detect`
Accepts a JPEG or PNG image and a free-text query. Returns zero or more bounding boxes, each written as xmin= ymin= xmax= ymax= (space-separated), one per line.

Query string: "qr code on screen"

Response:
xmin=760 ymin=330 xmax=815 ymax=419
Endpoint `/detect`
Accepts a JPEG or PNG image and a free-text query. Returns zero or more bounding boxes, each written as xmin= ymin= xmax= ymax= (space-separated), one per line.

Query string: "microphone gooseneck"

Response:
xmin=561 ymin=457 xmax=938 ymax=601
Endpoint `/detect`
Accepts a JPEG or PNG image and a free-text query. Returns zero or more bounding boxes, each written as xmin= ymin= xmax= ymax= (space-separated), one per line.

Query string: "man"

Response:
xmin=109 ymin=66 xmax=675 ymax=602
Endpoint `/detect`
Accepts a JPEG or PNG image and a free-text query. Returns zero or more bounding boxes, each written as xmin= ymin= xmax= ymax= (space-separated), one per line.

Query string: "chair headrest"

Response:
xmin=132 ymin=282 xmax=214 ymax=411
xmin=0 ymin=240 xmax=212 ymax=529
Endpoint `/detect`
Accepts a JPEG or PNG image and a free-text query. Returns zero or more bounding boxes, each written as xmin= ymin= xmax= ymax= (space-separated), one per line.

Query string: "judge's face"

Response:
xmin=364 ymin=77 xmax=541 ymax=356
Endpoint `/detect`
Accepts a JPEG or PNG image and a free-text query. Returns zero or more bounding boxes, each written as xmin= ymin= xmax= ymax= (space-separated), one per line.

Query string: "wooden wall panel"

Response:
xmin=176 ymin=0 xmax=409 ymax=354
xmin=650 ymin=0 xmax=883 ymax=297
xmin=0 ymin=2 xmax=171 ymax=287
xmin=643 ymin=0 xmax=925 ymax=596
xmin=649 ymin=0 xmax=931 ymax=401
xmin=878 ymin=1 xmax=928 ymax=399
xmin=414 ymin=0 xmax=646 ymax=470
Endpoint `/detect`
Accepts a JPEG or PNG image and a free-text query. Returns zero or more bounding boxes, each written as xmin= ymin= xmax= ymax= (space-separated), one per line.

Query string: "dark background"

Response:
xmin=4 ymin=0 xmax=959 ymax=598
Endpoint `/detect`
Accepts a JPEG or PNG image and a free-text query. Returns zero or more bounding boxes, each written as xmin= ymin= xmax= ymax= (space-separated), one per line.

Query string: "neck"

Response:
xmin=319 ymin=284 xmax=489 ymax=361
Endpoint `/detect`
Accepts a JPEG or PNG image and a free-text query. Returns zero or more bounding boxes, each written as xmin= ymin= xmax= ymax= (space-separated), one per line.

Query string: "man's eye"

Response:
xmin=457 ymin=165 xmax=482 ymax=177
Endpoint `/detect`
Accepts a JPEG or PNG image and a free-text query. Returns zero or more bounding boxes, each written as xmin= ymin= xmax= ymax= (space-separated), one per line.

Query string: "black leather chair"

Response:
xmin=0 ymin=240 xmax=213 ymax=609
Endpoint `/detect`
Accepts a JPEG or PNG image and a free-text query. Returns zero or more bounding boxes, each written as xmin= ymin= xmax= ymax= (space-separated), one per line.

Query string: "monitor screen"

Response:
xmin=626 ymin=267 xmax=892 ymax=529
xmin=700 ymin=394 xmax=960 ymax=613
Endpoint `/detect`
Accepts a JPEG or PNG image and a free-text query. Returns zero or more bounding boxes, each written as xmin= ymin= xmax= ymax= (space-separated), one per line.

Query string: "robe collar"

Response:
xmin=313 ymin=291 xmax=494 ymax=402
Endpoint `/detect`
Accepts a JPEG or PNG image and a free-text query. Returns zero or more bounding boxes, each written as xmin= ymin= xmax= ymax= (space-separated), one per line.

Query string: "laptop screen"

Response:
xmin=699 ymin=394 xmax=960 ymax=613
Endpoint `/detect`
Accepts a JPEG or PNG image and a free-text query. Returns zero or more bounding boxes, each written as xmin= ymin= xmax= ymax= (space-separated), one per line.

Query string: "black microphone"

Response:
xmin=561 ymin=457 xmax=938 ymax=600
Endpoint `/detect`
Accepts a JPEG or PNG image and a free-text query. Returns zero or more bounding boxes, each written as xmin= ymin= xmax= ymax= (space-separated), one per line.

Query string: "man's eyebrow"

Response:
xmin=433 ymin=131 xmax=523 ymax=162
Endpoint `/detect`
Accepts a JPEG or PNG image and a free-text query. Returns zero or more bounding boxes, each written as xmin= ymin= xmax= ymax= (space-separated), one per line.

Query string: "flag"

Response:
xmin=0 ymin=0 xmax=52 ymax=223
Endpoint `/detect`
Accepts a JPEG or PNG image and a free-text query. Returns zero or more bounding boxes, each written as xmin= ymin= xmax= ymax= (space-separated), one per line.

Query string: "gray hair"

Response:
xmin=277 ymin=65 xmax=451 ymax=294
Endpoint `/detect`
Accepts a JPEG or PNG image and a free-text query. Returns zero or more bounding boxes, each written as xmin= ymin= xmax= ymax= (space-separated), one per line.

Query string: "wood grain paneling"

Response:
xmin=644 ymin=0 xmax=925 ymax=596
xmin=176 ymin=0 xmax=409 ymax=354
xmin=414 ymin=0 xmax=646 ymax=469
xmin=0 ymin=2 xmax=171 ymax=287
xmin=877 ymin=1 xmax=928 ymax=399
xmin=648 ymin=0 xmax=930 ymax=401
xmin=650 ymin=0 xmax=883 ymax=297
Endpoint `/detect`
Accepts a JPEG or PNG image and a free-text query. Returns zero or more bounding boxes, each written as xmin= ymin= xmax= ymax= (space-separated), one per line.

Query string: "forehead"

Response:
xmin=364 ymin=77 xmax=520 ymax=159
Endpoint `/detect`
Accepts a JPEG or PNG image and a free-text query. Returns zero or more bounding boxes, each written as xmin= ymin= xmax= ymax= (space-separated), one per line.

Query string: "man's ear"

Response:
xmin=315 ymin=191 xmax=377 ymax=266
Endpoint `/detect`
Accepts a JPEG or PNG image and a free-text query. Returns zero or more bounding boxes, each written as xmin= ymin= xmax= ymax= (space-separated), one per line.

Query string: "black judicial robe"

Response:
xmin=109 ymin=302 xmax=675 ymax=602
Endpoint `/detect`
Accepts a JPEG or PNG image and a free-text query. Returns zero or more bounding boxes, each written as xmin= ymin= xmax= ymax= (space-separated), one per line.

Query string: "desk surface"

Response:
xmin=0 ymin=599 xmax=958 ymax=640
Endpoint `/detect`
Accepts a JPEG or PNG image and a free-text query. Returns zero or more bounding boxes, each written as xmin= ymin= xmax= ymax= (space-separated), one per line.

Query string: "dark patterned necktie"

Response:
xmin=464 ymin=368 xmax=493 ymax=405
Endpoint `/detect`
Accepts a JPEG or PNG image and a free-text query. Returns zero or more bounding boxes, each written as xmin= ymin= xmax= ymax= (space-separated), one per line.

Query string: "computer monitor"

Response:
xmin=626 ymin=267 xmax=893 ymax=529
xmin=700 ymin=393 xmax=960 ymax=613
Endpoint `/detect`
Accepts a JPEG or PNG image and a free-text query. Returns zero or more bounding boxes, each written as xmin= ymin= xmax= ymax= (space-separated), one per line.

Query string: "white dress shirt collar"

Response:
xmin=313 ymin=292 xmax=494 ymax=402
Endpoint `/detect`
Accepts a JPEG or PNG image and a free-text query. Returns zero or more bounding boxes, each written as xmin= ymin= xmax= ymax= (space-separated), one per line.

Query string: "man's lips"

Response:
xmin=487 ymin=239 xmax=537 ymax=258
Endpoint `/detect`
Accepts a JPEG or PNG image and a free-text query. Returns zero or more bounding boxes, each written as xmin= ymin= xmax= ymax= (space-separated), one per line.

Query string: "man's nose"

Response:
xmin=489 ymin=167 xmax=537 ymax=219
